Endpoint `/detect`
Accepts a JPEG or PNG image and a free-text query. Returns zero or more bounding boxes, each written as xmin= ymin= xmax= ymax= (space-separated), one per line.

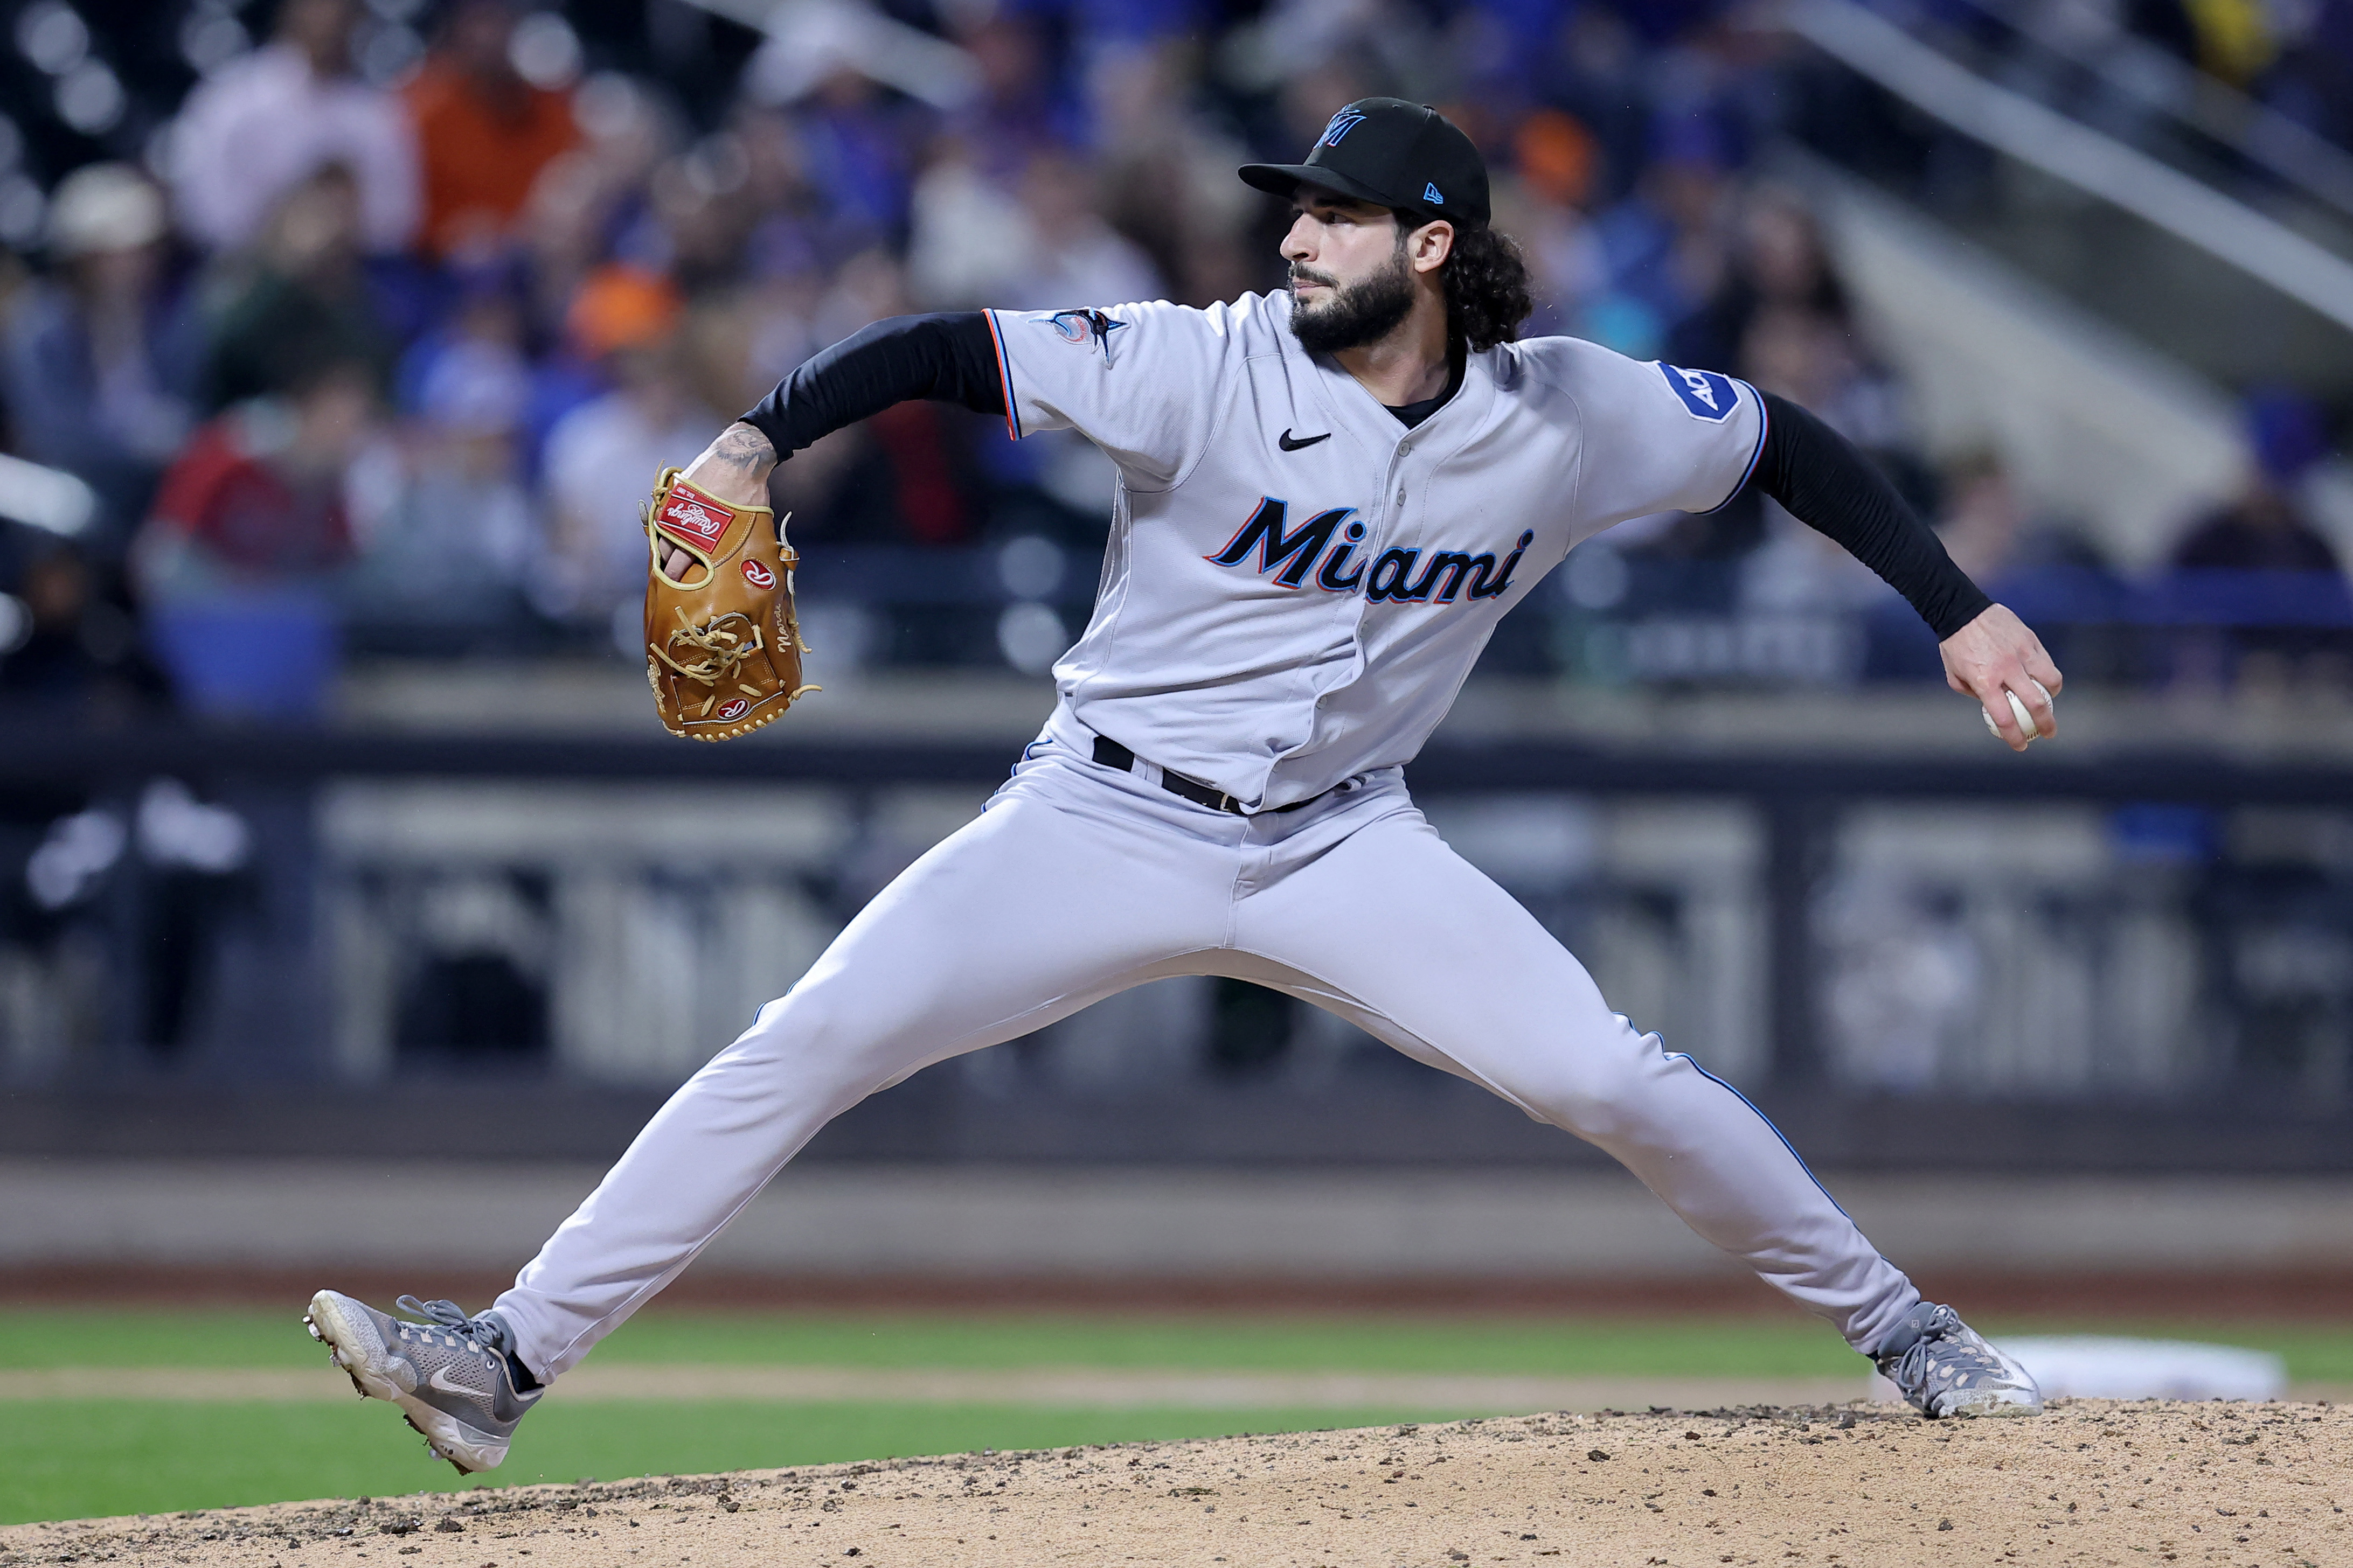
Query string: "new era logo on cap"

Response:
xmin=1424 ymin=182 xmax=1443 ymax=205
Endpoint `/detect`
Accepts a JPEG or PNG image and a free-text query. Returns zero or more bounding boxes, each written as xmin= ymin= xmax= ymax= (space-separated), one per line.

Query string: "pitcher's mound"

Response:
xmin=7 ymin=1399 xmax=2346 ymax=1566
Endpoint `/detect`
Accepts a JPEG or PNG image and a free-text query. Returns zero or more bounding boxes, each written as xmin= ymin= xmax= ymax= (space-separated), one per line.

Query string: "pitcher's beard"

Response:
xmin=1288 ymin=250 xmax=1417 ymax=353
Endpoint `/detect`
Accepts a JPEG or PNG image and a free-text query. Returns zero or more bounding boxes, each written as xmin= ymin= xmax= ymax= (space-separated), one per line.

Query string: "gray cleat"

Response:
xmin=303 ymin=1290 xmax=543 ymax=1473
xmin=1873 ymin=1301 xmax=2043 ymax=1419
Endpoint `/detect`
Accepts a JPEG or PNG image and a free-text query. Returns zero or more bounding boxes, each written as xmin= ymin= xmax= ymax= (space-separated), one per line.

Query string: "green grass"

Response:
xmin=8 ymin=1306 xmax=2349 ymax=1380
xmin=0 ymin=1306 xmax=1863 ymax=1377
xmin=0 ymin=1399 xmax=1418 ymax=1528
xmin=4 ymin=1307 xmax=2347 ymax=1528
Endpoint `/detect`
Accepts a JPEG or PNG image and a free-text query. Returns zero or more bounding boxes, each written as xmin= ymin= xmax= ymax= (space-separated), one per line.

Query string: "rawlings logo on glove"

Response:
xmin=657 ymin=487 xmax=734 ymax=553
xmin=642 ymin=468 xmax=817 ymax=741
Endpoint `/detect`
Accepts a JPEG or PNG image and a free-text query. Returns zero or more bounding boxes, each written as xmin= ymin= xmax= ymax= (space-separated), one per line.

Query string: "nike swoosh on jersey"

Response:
xmin=1278 ymin=429 xmax=1331 ymax=451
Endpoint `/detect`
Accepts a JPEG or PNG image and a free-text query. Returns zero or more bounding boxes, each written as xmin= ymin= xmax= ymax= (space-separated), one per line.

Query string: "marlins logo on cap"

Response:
xmin=1320 ymin=108 xmax=1368 ymax=148
xmin=1238 ymin=97 xmax=1491 ymax=228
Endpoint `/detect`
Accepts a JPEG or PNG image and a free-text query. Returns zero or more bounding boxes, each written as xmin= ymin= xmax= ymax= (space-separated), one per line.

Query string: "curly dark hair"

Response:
xmin=1439 ymin=224 xmax=1535 ymax=353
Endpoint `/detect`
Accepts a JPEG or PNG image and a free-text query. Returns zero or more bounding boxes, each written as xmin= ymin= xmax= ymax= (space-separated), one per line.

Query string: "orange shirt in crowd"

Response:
xmin=403 ymin=59 xmax=579 ymax=257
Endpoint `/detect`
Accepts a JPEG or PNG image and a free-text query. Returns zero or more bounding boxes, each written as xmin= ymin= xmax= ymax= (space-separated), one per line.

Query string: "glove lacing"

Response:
xmin=651 ymin=607 xmax=767 ymax=717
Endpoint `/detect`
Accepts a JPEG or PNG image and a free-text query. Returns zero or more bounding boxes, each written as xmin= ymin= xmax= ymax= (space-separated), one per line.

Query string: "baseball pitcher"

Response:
xmin=308 ymin=100 xmax=2061 ymax=1472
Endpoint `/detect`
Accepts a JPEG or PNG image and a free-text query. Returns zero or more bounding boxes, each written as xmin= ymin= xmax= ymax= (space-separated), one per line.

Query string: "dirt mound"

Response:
xmin=5 ymin=1399 xmax=2345 ymax=1567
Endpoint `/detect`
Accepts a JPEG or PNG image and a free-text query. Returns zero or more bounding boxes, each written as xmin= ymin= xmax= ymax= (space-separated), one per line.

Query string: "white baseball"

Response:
xmin=1982 ymin=679 xmax=2051 ymax=744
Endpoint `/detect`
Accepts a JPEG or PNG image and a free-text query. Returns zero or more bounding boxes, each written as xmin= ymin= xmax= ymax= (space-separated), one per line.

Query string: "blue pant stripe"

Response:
xmin=1666 ymin=1049 xmax=1854 ymax=1223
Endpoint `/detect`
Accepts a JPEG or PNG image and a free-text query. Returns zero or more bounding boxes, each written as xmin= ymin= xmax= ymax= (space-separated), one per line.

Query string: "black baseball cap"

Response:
xmin=1239 ymin=97 xmax=1490 ymax=229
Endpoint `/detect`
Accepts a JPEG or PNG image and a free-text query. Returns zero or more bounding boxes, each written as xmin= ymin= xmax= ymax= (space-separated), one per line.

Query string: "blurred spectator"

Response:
xmin=2177 ymin=0 xmax=2278 ymax=86
xmin=1018 ymin=152 xmax=1165 ymax=308
xmin=512 ymin=142 xmax=645 ymax=465
xmin=138 ymin=363 xmax=371 ymax=597
xmin=1501 ymin=109 xmax=1609 ymax=340
xmin=1739 ymin=304 xmax=1909 ymax=458
xmin=0 ymin=165 xmax=197 ymax=548
xmin=343 ymin=334 xmax=540 ymax=643
xmin=2253 ymin=4 xmax=2353 ymax=155
xmin=1937 ymin=450 xmax=2115 ymax=589
xmin=1864 ymin=450 xmax=2123 ymax=681
xmin=904 ymin=141 xmax=1035 ymax=309
xmin=1729 ymin=299 xmax=1921 ymax=608
xmin=645 ymin=138 xmax=768 ymax=293
xmin=587 ymin=81 xmax=697 ymax=267
xmin=763 ymin=60 xmax=927 ymax=245
xmin=2172 ymin=391 xmax=2343 ymax=575
xmin=1740 ymin=498 xmax=1893 ymax=628
xmin=133 ymin=360 xmax=374 ymax=717
xmin=1609 ymin=188 xmax=1913 ymax=571
xmin=944 ymin=12 xmax=1077 ymax=172
xmin=170 ymin=0 xmax=419 ymax=256
xmin=403 ymin=0 xmax=583 ymax=261
xmin=199 ymin=165 xmax=393 ymax=413
xmin=1588 ymin=129 xmax=1733 ymax=358
xmin=2168 ymin=390 xmax=2349 ymax=684
xmin=15 ymin=0 xmax=2318 ymax=697
xmin=908 ymin=148 xmax=1162 ymax=311
xmin=0 ymin=544 xmax=150 ymax=713
xmin=1710 ymin=210 xmax=1921 ymax=623
xmin=1084 ymin=39 xmax=1258 ymax=307
xmin=727 ymin=107 xmax=859 ymax=388
xmin=0 ymin=250 xmax=27 ymax=343
xmin=517 ymin=149 xmax=617 ymax=355
xmin=393 ymin=262 xmax=526 ymax=421
xmin=734 ymin=104 xmax=853 ymax=283
xmin=1537 ymin=6 xmax=1655 ymax=208
xmin=815 ymin=250 xmax=988 ymax=549
xmin=1671 ymin=186 xmax=1851 ymax=379
xmin=540 ymin=267 xmax=721 ymax=631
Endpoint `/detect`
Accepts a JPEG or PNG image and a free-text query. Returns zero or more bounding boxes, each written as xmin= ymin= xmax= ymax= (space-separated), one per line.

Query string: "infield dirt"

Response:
xmin=3 ymin=1399 xmax=2344 ymax=1568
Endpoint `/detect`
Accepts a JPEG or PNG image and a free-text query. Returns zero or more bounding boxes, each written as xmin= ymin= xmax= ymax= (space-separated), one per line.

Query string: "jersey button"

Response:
xmin=1396 ymin=486 xmax=1407 ymax=504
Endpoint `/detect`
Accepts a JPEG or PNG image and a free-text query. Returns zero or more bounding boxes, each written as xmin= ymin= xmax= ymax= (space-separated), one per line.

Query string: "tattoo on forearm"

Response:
xmin=712 ymin=422 xmax=776 ymax=473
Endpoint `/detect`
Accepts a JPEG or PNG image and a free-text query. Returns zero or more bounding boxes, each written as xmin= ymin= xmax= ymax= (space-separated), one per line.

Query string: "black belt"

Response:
xmin=1090 ymin=736 xmax=1324 ymax=816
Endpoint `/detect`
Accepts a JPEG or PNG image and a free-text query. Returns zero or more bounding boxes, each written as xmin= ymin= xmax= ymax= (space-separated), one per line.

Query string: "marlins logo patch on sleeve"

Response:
xmin=1046 ymin=308 xmax=1128 ymax=364
xmin=1657 ymin=362 xmax=1739 ymax=422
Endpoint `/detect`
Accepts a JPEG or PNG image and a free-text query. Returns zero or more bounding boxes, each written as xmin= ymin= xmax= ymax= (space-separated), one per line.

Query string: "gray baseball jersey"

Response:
xmin=983 ymin=289 xmax=1765 ymax=807
xmin=491 ymin=295 xmax=1924 ymax=1393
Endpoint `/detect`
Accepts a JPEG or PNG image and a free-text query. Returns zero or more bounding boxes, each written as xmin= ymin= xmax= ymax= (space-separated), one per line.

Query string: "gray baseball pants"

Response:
xmin=494 ymin=742 xmax=1919 ymax=1378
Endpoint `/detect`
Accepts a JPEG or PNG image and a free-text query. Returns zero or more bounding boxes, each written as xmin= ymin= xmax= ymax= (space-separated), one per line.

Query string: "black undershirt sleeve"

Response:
xmin=738 ymin=311 xmax=1006 ymax=458
xmin=741 ymin=333 xmax=1990 ymax=637
xmin=1752 ymin=391 xmax=1991 ymax=640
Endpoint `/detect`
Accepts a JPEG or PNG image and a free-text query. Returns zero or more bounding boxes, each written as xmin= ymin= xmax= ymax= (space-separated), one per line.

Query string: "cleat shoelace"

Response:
xmin=1878 ymin=1305 xmax=2026 ymax=1412
xmin=396 ymin=1295 xmax=504 ymax=1355
xmin=1884 ymin=1334 xmax=1947 ymax=1397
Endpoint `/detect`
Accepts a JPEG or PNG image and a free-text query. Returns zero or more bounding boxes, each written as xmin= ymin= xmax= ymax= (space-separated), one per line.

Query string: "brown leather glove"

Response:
xmin=643 ymin=468 xmax=817 ymax=741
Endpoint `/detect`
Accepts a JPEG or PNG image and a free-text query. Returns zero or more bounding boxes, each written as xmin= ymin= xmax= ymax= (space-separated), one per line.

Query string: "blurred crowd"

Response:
xmin=0 ymin=0 xmax=2345 ymax=721
xmin=1993 ymin=0 xmax=2353 ymax=150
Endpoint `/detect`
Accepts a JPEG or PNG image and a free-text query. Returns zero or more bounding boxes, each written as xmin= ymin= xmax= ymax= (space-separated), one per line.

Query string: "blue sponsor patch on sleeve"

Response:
xmin=1656 ymin=362 xmax=1739 ymax=422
